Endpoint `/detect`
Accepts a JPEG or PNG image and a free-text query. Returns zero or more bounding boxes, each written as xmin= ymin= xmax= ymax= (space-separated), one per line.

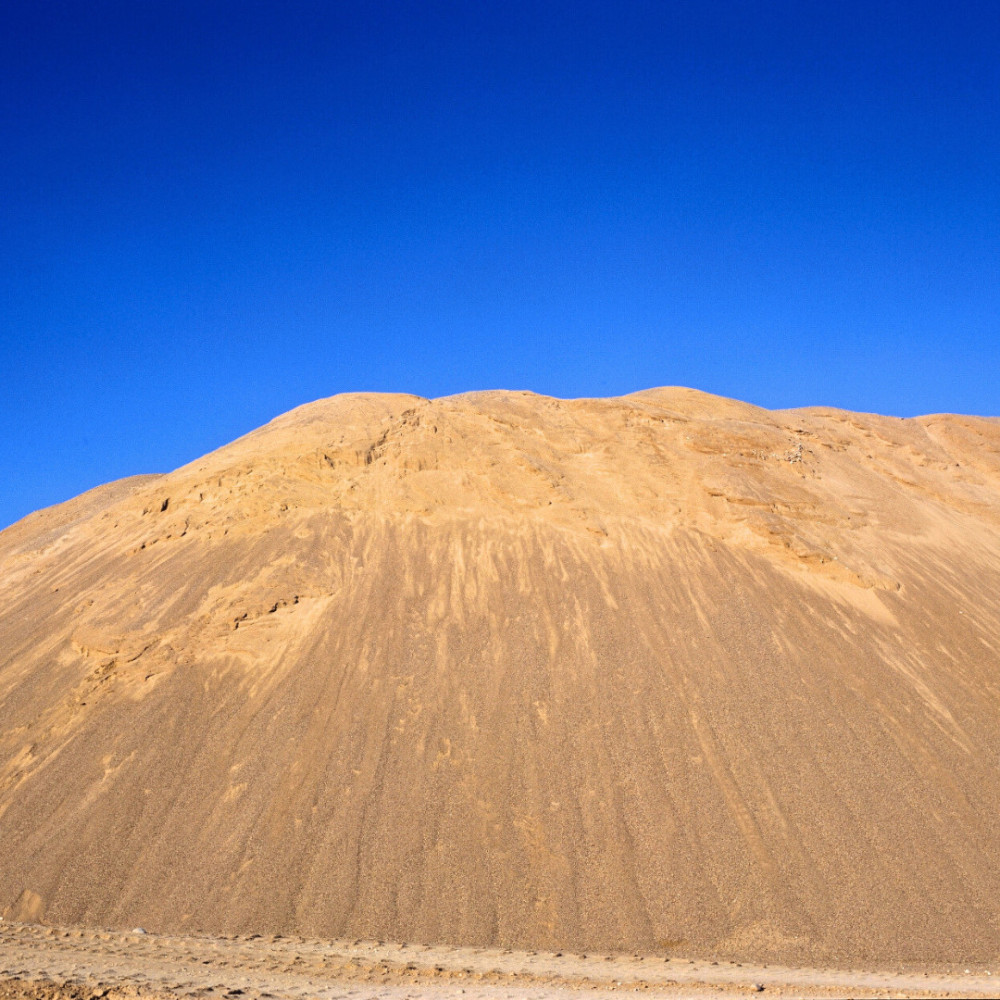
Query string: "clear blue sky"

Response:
xmin=2 ymin=1 xmax=998 ymax=528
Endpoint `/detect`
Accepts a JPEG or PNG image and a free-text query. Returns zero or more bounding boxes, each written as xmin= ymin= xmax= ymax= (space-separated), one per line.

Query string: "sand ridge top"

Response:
xmin=1 ymin=387 xmax=999 ymax=968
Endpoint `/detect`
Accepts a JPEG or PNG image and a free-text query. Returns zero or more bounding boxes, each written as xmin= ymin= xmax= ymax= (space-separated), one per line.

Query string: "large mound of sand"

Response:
xmin=1 ymin=388 xmax=998 ymax=967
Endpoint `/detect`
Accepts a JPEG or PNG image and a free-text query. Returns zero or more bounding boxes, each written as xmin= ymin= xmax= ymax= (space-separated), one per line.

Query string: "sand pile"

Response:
xmin=1 ymin=388 xmax=998 ymax=967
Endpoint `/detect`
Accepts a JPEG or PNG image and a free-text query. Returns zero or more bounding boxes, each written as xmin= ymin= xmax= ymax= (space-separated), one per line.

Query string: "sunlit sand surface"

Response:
xmin=2 ymin=389 xmax=999 ymax=972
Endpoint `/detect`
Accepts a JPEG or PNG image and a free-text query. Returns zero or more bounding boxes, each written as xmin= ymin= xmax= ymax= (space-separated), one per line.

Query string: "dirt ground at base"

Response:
xmin=2 ymin=922 xmax=999 ymax=1000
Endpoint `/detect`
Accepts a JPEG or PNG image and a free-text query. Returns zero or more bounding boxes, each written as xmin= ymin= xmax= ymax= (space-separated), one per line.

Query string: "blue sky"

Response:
xmin=2 ymin=1 xmax=998 ymax=528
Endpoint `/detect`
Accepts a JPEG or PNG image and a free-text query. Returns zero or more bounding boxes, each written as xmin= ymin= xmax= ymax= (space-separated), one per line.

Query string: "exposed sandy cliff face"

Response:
xmin=1 ymin=388 xmax=999 ymax=967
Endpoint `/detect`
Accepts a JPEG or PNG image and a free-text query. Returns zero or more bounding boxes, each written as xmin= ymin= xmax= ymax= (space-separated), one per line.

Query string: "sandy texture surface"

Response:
xmin=1 ymin=388 xmax=999 ymax=967
xmin=2 ymin=922 xmax=999 ymax=999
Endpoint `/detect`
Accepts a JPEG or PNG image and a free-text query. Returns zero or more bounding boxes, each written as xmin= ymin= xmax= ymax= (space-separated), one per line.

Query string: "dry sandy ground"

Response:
xmin=2 ymin=389 xmax=1000 ymax=966
xmin=1 ymin=923 xmax=998 ymax=1000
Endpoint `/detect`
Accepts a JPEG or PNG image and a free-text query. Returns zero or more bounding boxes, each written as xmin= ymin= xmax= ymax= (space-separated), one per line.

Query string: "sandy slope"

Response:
xmin=1 ymin=388 xmax=999 ymax=968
